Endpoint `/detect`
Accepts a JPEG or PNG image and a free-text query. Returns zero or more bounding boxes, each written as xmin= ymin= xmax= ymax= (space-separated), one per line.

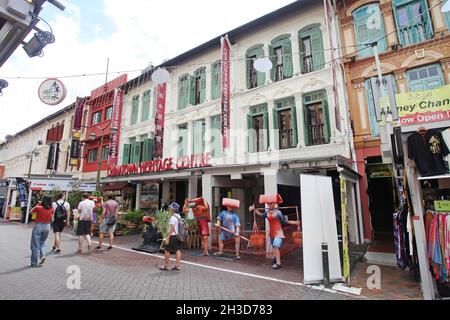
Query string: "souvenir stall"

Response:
xmin=393 ymin=125 xmax=450 ymax=300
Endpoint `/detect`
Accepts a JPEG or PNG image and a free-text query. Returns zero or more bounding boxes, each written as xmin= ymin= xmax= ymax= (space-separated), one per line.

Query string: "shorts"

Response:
xmin=197 ymin=219 xmax=209 ymax=236
xmin=270 ymin=237 xmax=284 ymax=249
xmin=52 ymin=220 xmax=66 ymax=233
xmin=99 ymin=220 xmax=116 ymax=234
xmin=219 ymin=232 xmax=236 ymax=241
xmin=76 ymin=220 xmax=92 ymax=236
xmin=166 ymin=235 xmax=181 ymax=254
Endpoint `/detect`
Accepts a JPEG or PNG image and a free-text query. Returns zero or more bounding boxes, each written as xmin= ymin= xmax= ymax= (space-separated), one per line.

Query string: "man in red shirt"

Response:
xmin=29 ymin=196 xmax=54 ymax=268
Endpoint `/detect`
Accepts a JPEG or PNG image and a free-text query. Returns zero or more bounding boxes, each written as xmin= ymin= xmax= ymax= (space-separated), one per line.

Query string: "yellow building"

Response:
xmin=337 ymin=0 xmax=450 ymax=244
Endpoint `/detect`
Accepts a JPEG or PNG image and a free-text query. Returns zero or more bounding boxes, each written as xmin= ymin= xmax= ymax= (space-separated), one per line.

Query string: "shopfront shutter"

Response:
xmin=272 ymin=108 xmax=279 ymax=150
xmin=189 ymin=75 xmax=196 ymax=106
xmin=269 ymin=45 xmax=276 ymax=82
xmin=122 ymin=144 xmax=131 ymax=165
xmin=263 ymin=111 xmax=269 ymax=151
xmin=311 ymin=28 xmax=325 ymax=70
xmin=281 ymin=39 xmax=293 ymax=79
xmin=256 ymin=48 xmax=266 ymax=87
xmin=247 ymin=114 xmax=254 ymax=153
xmin=291 ymin=104 xmax=298 ymax=148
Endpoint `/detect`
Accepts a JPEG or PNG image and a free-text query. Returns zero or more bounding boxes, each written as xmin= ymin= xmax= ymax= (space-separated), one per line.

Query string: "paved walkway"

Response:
xmin=0 ymin=223 xmax=357 ymax=300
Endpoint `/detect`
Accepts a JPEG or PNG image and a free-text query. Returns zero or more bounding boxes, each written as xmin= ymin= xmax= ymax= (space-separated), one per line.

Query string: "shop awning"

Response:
xmin=101 ymin=182 xmax=129 ymax=191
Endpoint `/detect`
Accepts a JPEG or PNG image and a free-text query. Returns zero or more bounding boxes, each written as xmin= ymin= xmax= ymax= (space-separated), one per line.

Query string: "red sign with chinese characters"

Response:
xmin=154 ymin=83 xmax=167 ymax=158
xmin=221 ymin=35 xmax=231 ymax=150
xmin=73 ymin=97 xmax=85 ymax=131
xmin=107 ymin=153 xmax=212 ymax=177
xmin=108 ymin=89 xmax=124 ymax=166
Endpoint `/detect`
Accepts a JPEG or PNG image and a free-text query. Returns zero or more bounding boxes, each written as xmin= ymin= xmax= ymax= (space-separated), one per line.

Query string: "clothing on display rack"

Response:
xmin=443 ymin=129 xmax=450 ymax=167
xmin=407 ymin=129 xmax=450 ymax=176
xmin=425 ymin=210 xmax=450 ymax=283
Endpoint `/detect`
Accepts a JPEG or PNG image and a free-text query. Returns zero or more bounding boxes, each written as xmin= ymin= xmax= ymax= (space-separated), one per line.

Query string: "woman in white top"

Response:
xmin=158 ymin=202 xmax=182 ymax=271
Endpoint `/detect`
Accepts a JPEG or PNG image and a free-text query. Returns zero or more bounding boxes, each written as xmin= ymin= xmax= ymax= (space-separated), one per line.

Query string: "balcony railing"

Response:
xmin=279 ymin=128 xmax=293 ymax=149
xmin=398 ymin=21 xmax=432 ymax=47
xmin=302 ymin=55 xmax=313 ymax=74
xmin=307 ymin=124 xmax=325 ymax=146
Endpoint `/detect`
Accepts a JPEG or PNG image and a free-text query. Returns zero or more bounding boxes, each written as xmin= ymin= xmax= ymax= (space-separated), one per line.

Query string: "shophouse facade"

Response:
xmin=82 ymin=75 xmax=128 ymax=182
xmin=105 ymin=0 xmax=363 ymax=244
xmin=337 ymin=0 xmax=450 ymax=246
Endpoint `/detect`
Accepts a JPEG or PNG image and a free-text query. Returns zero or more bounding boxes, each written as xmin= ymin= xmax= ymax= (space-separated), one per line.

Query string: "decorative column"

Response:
xmin=429 ymin=0 xmax=448 ymax=33
xmin=380 ymin=2 xmax=399 ymax=48
xmin=267 ymin=99 xmax=276 ymax=150
xmin=340 ymin=15 xmax=356 ymax=58
xmin=135 ymin=183 xmax=142 ymax=211
xmin=393 ymin=68 xmax=408 ymax=93
xmin=440 ymin=57 xmax=450 ymax=84
xmin=294 ymin=93 xmax=305 ymax=147
xmin=188 ymin=176 xmax=198 ymax=199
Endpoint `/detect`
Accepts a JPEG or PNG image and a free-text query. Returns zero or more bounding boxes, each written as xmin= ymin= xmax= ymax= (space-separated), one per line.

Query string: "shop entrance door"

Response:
xmin=367 ymin=176 xmax=396 ymax=253
xmin=175 ymin=181 xmax=187 ymax=207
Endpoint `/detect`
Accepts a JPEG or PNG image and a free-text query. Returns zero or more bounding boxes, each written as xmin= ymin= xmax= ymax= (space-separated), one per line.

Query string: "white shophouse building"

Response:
xmin=105 ymin=1 xmax=363 ymax=243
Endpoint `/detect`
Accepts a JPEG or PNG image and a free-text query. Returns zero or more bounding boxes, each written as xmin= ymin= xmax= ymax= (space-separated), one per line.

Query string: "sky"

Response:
xmin=0 ymin=0 xmax=297 ymax=141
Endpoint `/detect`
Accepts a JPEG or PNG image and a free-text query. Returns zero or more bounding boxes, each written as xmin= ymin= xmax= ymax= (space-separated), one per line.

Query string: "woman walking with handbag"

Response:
xmin=96 ymin=195 xmax=118 ymax=250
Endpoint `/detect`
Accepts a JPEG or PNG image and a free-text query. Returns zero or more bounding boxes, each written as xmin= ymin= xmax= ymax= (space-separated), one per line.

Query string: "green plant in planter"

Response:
xmin=154 ymin=209 xmax=171 ymax=237
xmin=123 ymin=210 xmax=144 ymax=225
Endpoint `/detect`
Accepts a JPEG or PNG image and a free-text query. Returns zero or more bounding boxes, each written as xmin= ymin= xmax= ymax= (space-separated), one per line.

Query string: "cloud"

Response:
xmin=0 ymin=0 xmax=296 ymax=140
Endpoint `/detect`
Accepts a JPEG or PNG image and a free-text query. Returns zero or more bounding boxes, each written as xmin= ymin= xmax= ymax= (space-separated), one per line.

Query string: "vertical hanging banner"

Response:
xmin=221 ymin=35 xmax=231 ymax=150
xmin=73 ymin=97 xmax=85 ymax=131
xmin=109 ymin=88 xmax=124 ymax=166
xmin=154 ymin=83 xmax=167 ymax=159
xmin=324 ymin=0 xmax=341 ymax=132
xmin=340 ymin=177 xmax=350 ymax=282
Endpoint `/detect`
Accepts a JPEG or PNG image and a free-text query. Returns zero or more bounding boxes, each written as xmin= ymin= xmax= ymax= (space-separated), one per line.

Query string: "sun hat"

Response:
xmin=168 ymin=202 xmax=180 ymax=213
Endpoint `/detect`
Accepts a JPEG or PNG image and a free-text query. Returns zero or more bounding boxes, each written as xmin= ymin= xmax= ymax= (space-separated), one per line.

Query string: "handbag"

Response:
xmin=104 ymin=203 xmax=116 ymax=226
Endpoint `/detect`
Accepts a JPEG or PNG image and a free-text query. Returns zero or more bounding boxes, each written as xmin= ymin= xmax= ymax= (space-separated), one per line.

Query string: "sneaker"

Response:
xmin=95 ymin=246 xmax=102 ymax=250
xmin=39 ymin=257 xmax=46 ymax=266
xmin=272 ymin=263 xmax=281 ymax=269
xmin=107 ymin=246 xmax=113 ymax=250
xmin=55 ymin=249 xmax=61 ymax=254
xmin=272 ymin=258 xmax=277 ymax=265
xmin=235 ymin=255 xmax=241 ymax=260
xmin=30 ymin=264 xmax=42 ymax=268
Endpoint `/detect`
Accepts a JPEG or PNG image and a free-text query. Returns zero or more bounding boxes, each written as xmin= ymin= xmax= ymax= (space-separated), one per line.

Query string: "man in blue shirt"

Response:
xmin=214 ymin=205 xmax=241 ymax=260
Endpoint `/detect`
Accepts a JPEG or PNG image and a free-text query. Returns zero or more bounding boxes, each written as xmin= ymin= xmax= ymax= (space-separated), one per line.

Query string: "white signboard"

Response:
xmin=38 ymin=78 xmax=66 ymax=105
xmin=301 ymin=174 xmax=343 ymax=284
xmin=30 ymin=180 xmax=96 ymax=192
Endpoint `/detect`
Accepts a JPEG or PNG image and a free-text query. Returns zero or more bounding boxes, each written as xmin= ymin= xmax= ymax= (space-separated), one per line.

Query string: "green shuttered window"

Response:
xmin=178 ymin=124 xmax=188 ymax=157
xmin=353 ymin=4 xmax=387 ymax=58
xmin=122 ymin=144 xmax=131 ymax=165
xmin=131 ymin=141 xmax=142 ymax=164
xmin=303 ymin=90 xmax=330 ymax=146
xmin=299 ymin=24 xmax=325 ymax=73
xmin=246 ymin=45 xmax=265 ymax=89
xmin=178 ymin=74 xmax=190 ymax=110
xmin=211 ymin=115 xmax=223 ymax=158
xmin=269 ymin=35 xmax=293 ymax=82
xmin=141 ymin=138 xmax=154 ymax=162
xmin=193 ymin=119 xmax=205 ymax=154
xmin=247 ymin=104 xmax=269 ymax=153
xmin=141 ymin=90 xmax=151 ymax=122
xmin=274 ymin=97 xmax=298 ymax=150
xmin=130 ymin=95 xmax=139 ymax=125
xmin=392 ymin=0 xmax=433 ymax=47
xmin=211 ymin=61 xmax=221 ymax=100
xmin=407 ymin=64 xmax=444 ymax=92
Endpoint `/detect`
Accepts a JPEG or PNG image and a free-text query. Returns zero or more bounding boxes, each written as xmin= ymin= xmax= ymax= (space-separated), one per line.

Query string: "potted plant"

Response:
xmin=123 ymin=210 xmax=143 ymax=229
xmin=154 ymin=209 xmax=171 ymax=237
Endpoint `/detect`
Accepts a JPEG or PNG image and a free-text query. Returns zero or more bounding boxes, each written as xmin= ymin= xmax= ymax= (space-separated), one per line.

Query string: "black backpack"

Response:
xmin=54 ymin=202 xmax=68 ymax=221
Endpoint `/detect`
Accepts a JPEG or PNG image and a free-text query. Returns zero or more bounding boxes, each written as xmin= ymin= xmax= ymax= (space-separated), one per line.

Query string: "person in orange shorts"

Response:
xmin=184 ymin=198 xmax=211 ymax=256
xmin=250 ymin=194 xmax=300 ymax=269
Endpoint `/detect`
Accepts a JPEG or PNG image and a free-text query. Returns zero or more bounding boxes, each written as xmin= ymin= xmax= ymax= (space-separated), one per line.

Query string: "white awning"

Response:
xmin=418 ymin=174 xmax=450 ymax=180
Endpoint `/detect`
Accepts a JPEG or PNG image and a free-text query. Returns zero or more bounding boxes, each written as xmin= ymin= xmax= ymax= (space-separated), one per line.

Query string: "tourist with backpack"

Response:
xmin=51 ymin=192 xmax=71 ymax=254
xmin=158 ymin=202 xmax=185 ymax=271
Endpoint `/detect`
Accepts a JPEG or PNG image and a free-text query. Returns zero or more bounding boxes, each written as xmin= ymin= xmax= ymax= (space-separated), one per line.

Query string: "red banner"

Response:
xmin=154 ymin=83 xmax=167 ymax=158
xmin=73 ymin=97 xmax=84 ymax=131
xmin=221 ymin=35 xmax=231 ymax=150
xmin=108 ymin=88 xmax=124 ymax=166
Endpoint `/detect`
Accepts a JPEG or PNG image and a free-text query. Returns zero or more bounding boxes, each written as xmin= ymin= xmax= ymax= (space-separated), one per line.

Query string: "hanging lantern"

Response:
xmin=151 ymin=68 xmax=170 ymax=85
xmin=253 ymin=57 xmax=273 ymax=72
